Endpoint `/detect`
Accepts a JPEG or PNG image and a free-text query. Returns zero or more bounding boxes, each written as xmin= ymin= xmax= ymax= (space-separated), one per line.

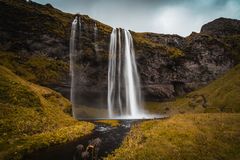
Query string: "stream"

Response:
xmin=24 ymin=120 xmax=136 ymax=160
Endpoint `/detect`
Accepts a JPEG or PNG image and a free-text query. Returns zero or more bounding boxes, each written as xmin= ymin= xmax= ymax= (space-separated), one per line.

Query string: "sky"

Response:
xmin=34 ymin=0 xmax=240 ymax=37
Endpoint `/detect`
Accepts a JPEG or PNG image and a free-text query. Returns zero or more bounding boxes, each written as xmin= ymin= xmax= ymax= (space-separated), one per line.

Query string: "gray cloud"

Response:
xmin=35 ymin=0 xmax=240 ymax=36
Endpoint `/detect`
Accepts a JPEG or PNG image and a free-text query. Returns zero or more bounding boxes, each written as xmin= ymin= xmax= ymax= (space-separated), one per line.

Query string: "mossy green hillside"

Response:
xmin=0 ymin=65 xmax=94 ymax=160
xmin=145 ymin=64 xmax=240 ymax=115
xmin=0 ymin=51 xmax=69 ymax=85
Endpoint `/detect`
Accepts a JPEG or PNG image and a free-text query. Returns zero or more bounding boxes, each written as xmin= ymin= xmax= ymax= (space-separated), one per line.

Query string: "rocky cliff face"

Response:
xmin=0 ymin=0 xmax=239 ymax=104
xmin=134 ymin=31 xmax=236 ymax=100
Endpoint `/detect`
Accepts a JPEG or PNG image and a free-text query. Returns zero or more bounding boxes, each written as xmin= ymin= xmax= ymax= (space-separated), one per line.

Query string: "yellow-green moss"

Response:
xmin=132 ymin=33 xmax=184 ymax=58
xmin=96 ymin=120 xmax=120 ymax=127
xmin=0 ymin=51 xmax=69 ymax=84
xmin=106 ymin=113 xmax=240 ymax=160
xmin=167 ymin=47 xmax=185 ymax=58
xmin=0 ymin=75 xmax=41 ymax=108
xmin=0 ymin=65 xmax=94 ymax=160
xmin=2 ymin=123 xmax=94 ymax=160
xmin=132 ymin=32 xmax=168 ymax=52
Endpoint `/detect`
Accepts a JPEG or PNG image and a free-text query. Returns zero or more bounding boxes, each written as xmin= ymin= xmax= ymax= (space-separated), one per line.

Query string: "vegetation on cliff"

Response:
xmin=0 ymin=0 xmax=111 ymax=59
xmin=132 ymin=32 xmax=184 ymax=58
xmin=0 ymin=51 xmax=69 ymax=85
xmin=0 ymin=66 xmax=94 ymax=160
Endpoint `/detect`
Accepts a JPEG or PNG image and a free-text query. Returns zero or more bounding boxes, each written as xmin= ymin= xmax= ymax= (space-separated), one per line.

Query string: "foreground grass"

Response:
xmin=106 ymin=113 xmax=240 ymax=160
xmin=107 ymin=64 xmax=240 ymax=160
xmin=96 ymin=120 xmax=120 ymax=127
xmin=145 ymin=64 xmax=240 ymax=115
xmin=0 ymin=66 xmax=94 ymax=160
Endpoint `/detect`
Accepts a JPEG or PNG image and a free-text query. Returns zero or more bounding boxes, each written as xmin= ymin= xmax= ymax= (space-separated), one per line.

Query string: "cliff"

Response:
xmin=0 ymin=0 xmax=239 ymax=104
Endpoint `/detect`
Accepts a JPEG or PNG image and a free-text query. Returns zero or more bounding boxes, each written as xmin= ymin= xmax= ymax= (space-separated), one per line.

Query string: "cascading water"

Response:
xmin=70 ymin=16 xmax=81 ymax=118
xmin=70 ymin=17 xmax=159 ymax=119
xmin=108 ymin=28 xmax=144 ymax=118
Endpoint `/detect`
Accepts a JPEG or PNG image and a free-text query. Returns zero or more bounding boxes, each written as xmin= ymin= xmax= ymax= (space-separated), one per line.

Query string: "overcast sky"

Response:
xmin=35 ymin=0 xmax=240 ymax=37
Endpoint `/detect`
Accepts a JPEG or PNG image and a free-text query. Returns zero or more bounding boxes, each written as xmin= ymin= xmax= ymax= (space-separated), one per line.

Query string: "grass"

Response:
xmin=0 ymin=51 xmax=69 ymax=85
xmin=144 ymin=64 xmax=240 ymax=115
xmin=107 ymin=64 xmax=240 ymax=160
xmin=96 ymin=120 xmax=120 ymax=127
xmin=0 ymin=65 xmax=94 ymax=160
xmin=106 ymin=113 xmax=240 ymax=160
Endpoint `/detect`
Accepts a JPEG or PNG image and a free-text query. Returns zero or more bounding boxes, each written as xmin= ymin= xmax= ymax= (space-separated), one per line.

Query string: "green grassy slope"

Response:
xmin=145 ymin=64 xmax=240 ymax=115
xmin=0 ymin=50 xmax=69 ymax=85
xmin=106 ymin=113 xmax=240 ymax=160
xmin=0 ymin=65 xmax=94 ymax=160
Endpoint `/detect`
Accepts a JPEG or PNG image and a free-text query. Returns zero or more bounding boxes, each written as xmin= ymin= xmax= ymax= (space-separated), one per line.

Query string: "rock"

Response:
xmin=0 ymin=0 xmax=239 ymax=103
xmin=201 ymin=17 xmax=240 ymax=36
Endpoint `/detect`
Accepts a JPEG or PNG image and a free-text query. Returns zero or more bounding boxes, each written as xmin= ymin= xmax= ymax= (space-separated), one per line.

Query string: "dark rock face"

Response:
xmin=0 ymin=0 xmax=72 ymax=58
xmin=0 ymin=0 xmax=239 ymax=103
xmin=201 ymin=17 xmax=240 ymax=36
xmin=136 ymin=32 xmax=234 ymax=100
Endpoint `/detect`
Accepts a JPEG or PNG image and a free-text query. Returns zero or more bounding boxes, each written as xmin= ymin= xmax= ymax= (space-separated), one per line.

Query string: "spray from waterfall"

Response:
xmin=108 ymin=28 xmax=143 ymax=118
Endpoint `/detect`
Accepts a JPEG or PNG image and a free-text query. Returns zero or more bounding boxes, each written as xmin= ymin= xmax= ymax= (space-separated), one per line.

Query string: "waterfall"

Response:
xmin=70 ymin=16 xmax=81 ymax=118
xmin=69 ymin=17 xmax=160 ymax=119
xmin=108 ymin=28 xmax=143 ymax=118
xmin=108 ymin=29 xmax=117 ymax=118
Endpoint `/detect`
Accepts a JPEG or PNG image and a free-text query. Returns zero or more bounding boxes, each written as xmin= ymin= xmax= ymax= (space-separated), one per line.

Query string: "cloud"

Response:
xmin=34 ymin=0 xmax=240 ymax=36
xmin=151 ymin=0 xmax=240 ymax=36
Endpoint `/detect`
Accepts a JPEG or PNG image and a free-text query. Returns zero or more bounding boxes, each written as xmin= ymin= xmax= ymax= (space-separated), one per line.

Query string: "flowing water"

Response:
xmin=70 ymin=16 xmax=81 ymax=118
xmin=108 ymin=29 xmax=144 ymax=118
xmin=70 ymin=17 xmax=160 ymax=119
xmin=23 ymin=17 xmax=166 ymax=160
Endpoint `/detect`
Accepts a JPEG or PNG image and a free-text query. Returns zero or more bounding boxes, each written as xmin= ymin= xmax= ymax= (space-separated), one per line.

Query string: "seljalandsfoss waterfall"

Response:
xmin=108 ymin=28 xmax=144 ymax=118
xmin=70 ymin=16 xmax=153 ymax=119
